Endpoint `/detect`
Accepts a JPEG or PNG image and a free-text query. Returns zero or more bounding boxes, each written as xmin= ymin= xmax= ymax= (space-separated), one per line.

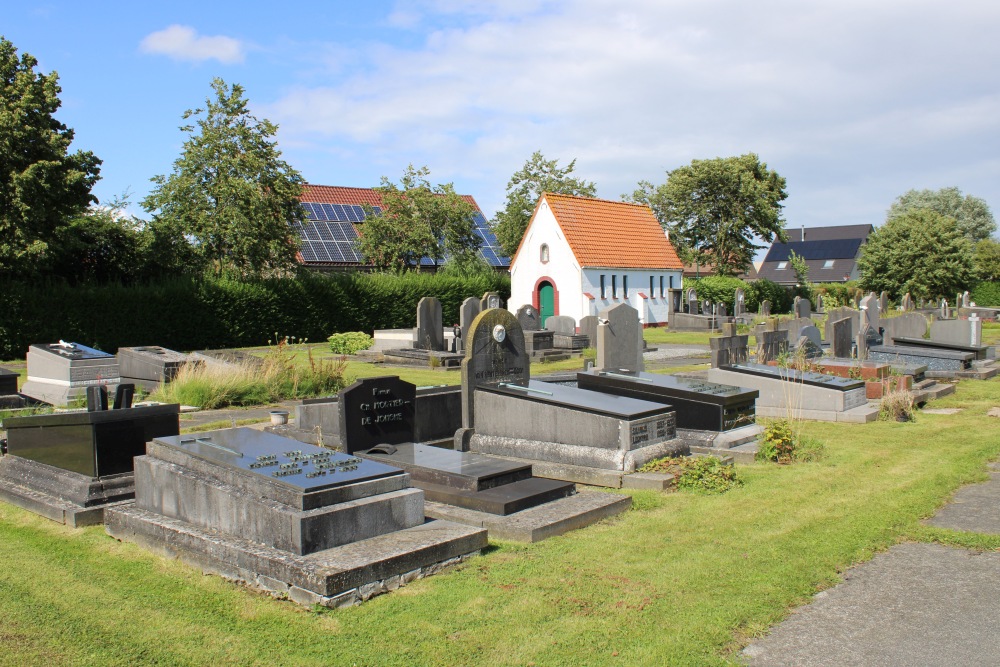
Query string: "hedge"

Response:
xmin=682 ymin=276 xmax=793 ymax=314
xmin=971 ymin=281 xmax=1000 ymax=307
xmin=0 ymin=271 xmax=510 ymax=360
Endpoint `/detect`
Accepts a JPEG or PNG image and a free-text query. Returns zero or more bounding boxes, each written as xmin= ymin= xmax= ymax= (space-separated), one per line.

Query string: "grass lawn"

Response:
xmin=2 ymin=376 xmax=999 ymax=665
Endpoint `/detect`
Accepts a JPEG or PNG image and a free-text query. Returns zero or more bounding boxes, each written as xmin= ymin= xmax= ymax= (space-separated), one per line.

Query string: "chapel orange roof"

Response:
xmin=521 ymin=192 xmax=683 ymax=270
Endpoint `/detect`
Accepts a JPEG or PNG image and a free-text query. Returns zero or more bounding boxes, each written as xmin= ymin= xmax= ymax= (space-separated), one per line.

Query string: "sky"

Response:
xmin=6 ymin=0 xmax=1000 ymax=240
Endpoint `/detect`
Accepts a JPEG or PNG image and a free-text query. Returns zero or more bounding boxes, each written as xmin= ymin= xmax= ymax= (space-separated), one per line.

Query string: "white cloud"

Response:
xmin=140 ymin=25 xmax=245 ymax=65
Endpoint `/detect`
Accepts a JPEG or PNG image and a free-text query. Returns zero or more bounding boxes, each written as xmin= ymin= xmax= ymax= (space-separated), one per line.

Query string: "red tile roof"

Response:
xmin=300 ymin=184 xmax=481 ymax=210
xmin=517 ymin=193 xmax=683 ymax=270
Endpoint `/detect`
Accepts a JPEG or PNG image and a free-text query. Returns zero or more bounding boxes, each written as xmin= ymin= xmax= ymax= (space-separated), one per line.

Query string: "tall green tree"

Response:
xmin=491 ymin=151 xmax=597 ymax=257
xmin=356 ymin=164 xmax=479 ymax=273
xmin=626 ymin=153 xmax=787 ymax=276
xmin=0 ymin=37 xmax=102 ymax=275
xmin=142 ymin=78 xmax=303 ymax=277
xmin=887 ymin=187 xmax=996 ymax=242
xmin=973 ymin=238 xmax=1000 ymax=282
xmin=858 ymin=209 xmax=975 ymax=300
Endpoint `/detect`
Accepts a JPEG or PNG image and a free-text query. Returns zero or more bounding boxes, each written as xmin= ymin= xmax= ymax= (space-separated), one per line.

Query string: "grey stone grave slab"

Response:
xmin=832 ymin=317 xmax=853 ymax=359
xmin=416 ymin=297 xmax=444 ymax=351
xmin=596 ymin=302 xmax=643 ymax=372
xmin=868 ymin=344 xmax=973 ymax=372
xmin=21 ymin=342 xmax=120 ymax=406
xmin=882 ymin=312 xmax=928 ymax=343
xmin=799 ymin=325 xmax=823 ymax=349
xmin=930 ymin=318 xmax=982 ymax=347
xmin=117 ymin=346 xmax=191 ymax=390
xmin=105 ymin=428 xmax=487 ymax=606
xmin=579 ymin=316 xmax=598 ymax=347
xmin=0 ymin=403 xmax=180 ymax=526
xmin=890 ymin=337 xmax=991 ymax=361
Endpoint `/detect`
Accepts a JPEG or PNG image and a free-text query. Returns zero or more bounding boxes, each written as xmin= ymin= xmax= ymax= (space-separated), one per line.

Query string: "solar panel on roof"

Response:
xmin=766 ymin=239 xmax=863 ymax=262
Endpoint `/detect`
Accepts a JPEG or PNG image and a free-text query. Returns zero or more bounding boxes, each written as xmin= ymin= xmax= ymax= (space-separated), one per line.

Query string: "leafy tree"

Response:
xmin=356 ymin=164 xmax=479 ymax=273
xmin=46 ymin=199 xmax=142 ymax=285
xmin=626 ymin=153 xmax=787 ymax=276
xmin=788 ymin=250 xmax=809 ymax=286
xmin=142 ymin=78 xmax=303 ymax=277
xmin=858 ymin=209 xmax=975 ymax=300
xmin=887 ymin=187 xmax=996 ymax=242
xmin=973 ymin=238 xmax=1000 ymax=282
xmin=491 ymin=151 xmax=597 ymax=257
xmin=0 ymin=37 xmax=102 ymax=275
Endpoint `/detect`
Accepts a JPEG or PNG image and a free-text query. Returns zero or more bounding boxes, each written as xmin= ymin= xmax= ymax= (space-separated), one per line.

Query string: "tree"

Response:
xmin=142 ymin=78 xmax=303 ymax=277
xmin=355 ymin=164 xmax=479 ymax=273
xmin=0 ymin=37 xmax=102 ymax=275
xmin=491 ymin=151 xmax=597 ymax=257
xmin=887 ymin=187 xmax=996 ymax=242
xmin=973 ymin=238 xmax=1000 ymax=282
xmin=857 ymin=209 xmax=975 ymax=300
xmin=788 ymin=250 xmax=809 ymax=286
xmin=626 ymin=153 xmax=787 ymax=276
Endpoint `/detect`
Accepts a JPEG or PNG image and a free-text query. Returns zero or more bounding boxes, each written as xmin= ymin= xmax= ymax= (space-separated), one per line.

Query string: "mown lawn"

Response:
xmin=1 ymin=377 xmax=998 ymax=665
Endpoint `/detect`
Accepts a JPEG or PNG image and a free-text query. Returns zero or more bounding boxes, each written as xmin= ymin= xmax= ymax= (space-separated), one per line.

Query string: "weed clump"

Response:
xmin=879 ymin=389 xmax=916 ymax=422
xmin=756 ymin=419 xmax=826 ymax=463
xmin=639 ymin=455 xmax=742 ymax=494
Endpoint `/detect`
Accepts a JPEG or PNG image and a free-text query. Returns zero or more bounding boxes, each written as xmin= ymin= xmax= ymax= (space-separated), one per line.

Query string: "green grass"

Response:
xmin=2 ymin=378 xmax=1000 ymax=665
xmin=644 ymin=328 xmax=713 ymax=346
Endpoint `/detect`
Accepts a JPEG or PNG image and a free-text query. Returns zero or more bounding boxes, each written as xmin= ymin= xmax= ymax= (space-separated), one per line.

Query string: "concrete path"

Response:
xmin=743 ymin=463 xmax=1000 ymax=666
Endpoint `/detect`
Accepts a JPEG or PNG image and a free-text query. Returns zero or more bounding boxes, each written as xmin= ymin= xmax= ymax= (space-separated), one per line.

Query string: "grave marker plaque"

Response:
xmin=461 ymin=308 xmax=529 ymax=428
xmin=480 ymin=291 xmax=502 ymax=311
xmin=338 ymin=376 xmax=417 ymax=454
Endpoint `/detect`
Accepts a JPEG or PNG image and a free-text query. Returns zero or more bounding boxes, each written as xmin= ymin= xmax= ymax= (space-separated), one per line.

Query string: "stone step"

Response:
xmin=361 ymin=443 xmax=533 ymax=492
xmin=418 ymin=477 xmax=576 ymax=516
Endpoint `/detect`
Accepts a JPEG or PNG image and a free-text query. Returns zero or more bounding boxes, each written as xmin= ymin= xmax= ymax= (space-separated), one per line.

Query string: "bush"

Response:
xmin=812 ymin=282 xmax=861 ymax=309
xmin=687 ymin=276 xmax=745 ymax=313
xmin=971 ymin=281 xmax=1000 ymax=306
xmin=755 ymin=419 xmax=826 ymax=463
xmin=638 ymin=455 xmax=742 ymax=493
xmin=746 ymin=278 xmax=792 ymax=314
xmin=328 ymin=332 xmax=373 ymax=355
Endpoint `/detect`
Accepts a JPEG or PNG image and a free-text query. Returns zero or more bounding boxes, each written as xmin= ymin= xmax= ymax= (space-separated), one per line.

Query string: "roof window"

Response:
xmin=776 ymin=261 xmax=788 ymax=270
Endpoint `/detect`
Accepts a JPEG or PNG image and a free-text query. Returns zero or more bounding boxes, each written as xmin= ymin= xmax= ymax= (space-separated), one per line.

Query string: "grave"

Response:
xmin=117 ymin=346 xmax=191 ymax=391
xmin=458 ymin=297 xmax=481 ymax=354
xmin=706 ymin=363 xmax=878 ymax=423
xmin=381 ymin=298 xmax=464 ymax=368
xmin=596 ymin=303 xmax=643 ymax=372
xmin=104 ymin=428 xmax=487 ymax=608
xmin=579 ymin=315 xmax=598 ymax=348
xmin=416 ymin=297 xmax=444 ymax=351
xmin=881 ymin=313 xmax=929 ymax=344
xmin=480 ymin=291 xmax=502 ymax=311
xmin=0 ymin=367 xmax=32 ymax=409
xmin=546 ymin=315 xmax=589 ymax=351
xmin=832 ymin=317 xmax=854 ymax=358
xmin=459 ymin=308 xmax=682 ymax=489
xmin=734 ymin=288 xmax=746 ymax=320
xmin=794 ymin=296 xmax=811 ymax=319
xmin=866 ymin=344 xmax=978 ymax=376
xmin=759 ymin=300 xmax=771 ymax=318
xmin=756 ymin=327 xmax=789 ymax=364
xmin=20 ymin=342 xmax=121 ymax=407
xmin=0 ymin=400 xmax=180 ymax=526
xmin=336 ymin=376 xmax=628 ymax=542
xmin=189 ymin=348 xmax=264 ymax=369
xmin=710 ymin=324 xmax=749 ymax=368
xmin=930 ymin=318 xmax=984 ymax=348
xmin=514 ymin=304 xmax=562 ymax=360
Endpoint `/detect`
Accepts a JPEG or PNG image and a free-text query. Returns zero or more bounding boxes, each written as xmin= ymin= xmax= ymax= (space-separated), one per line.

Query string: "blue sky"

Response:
xmin=6 ymin=1 xmax=1000 ymax=237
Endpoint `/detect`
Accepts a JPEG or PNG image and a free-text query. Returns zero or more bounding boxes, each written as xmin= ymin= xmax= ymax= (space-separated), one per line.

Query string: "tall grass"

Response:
xmin=150 ymin=340 xmax=348 ymax=409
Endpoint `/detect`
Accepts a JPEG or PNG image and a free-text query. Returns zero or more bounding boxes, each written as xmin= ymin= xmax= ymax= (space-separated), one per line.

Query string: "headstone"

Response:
xmin=962 ymin=291 xmax=971 ymax=308
xmin=687 ymin=288 xmax=698 ymax=315
xmin=940 ymin=299 xmax=950 ymax=319
xmin=930 ymin=318 xmax=983 ymax=347
xmin=710 ymin=327 xmax=749 ymax=368
xmin=799 ymin=325 xmax=823 ymax=350
xmin=879 ymin=291 xmax=888 ymax=313
xmin=734 ymin=288 xmax=746 ymax=318
xmin=855 ymin=331 xmax=867 ymax=361
xmin=757 ymin=329 xmax=789 ymax=364
xmin=852 ymin=292 xmax=861 ymax=308
xmin=338 ymin=376 xmax=416 ymax=453
xmin=545 ymin=315 xmax=576 ymax=335
xmin=459 ymin=297 xmax=481 ymax=340
xmin=702 ymin=299 xmax=712 ymax=316
xmin=824 ymin=307 xmax=859 ymax=343
xmin=579 ymin=315 xmax=598 ymax=347
xmin=816 ymin=294 xmax=825 ymax=313
xmin=859 ymin=294 xmax=880 ymax=343
xmin=117 ymin=346 xmax=189 ymax=384
xmin=970 ymin=313 xmax=981 ymax=346
xmin=416 ymin=297 xmax=444 ymax=351
xmin=793 ymin=296 xmax=811 ymax=319
xmin=480 ymin=291 xmax=502 ymax=311
xmin=515 ymin=304 xmax=541 ymax=331
xmin=596 ymin=303 xmax=643 ymax=373
xmin=460 ymin=308 xmax=529 ymax=429
xmin=795 ymin=335 xmax=823 ymax=360
xmin=717 ymin=302 xmax=727 ymax=318
xmin=881 ymin=312 xmax=928 ymax=343
xmin=20 ymin=342 xmax=120 ymax=407
xmin=759 ymin=300 xmax=771 ymax=318
xmin=832 ymin=318 xmax=853 ymax=358
xmin=900 ymin=293 xmax=914 ymax=311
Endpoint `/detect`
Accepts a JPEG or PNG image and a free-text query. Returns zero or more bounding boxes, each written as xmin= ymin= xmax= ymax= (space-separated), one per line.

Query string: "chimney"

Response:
xmin=801 ymin=226 xmax=805 ymax=242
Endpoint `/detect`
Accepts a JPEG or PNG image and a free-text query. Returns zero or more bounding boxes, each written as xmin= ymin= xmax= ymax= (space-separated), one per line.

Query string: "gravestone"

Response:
xmin=687 ymin=288 xmax=698 ymax=315
xmin=596 ymin=303 xmax=643 ymax=373
xmin=940 ymin=299 xmax=950 ymax=319
xmin=795 ymin=335 xmax=823 ymax=359
xmin=881 ymin=312 xmax=928 ymax=343
xmin=117 ymin=346 xmax=190 ymax=389
xmin=879 ymin=291 xmax=888 ymax=313
xmin=459 ymin=297 xmax=481 ymax=351
xmin=930 ymin=318 xmax=983 ymax=347
xmin=416 ymin=297 xmax=444 ymax=351
xmin=832 ymin=317 xmax=853 ymax=358
xmin=460 ymin=309 xmax=529 ymax=429
xmin=794 ymin=296 xmax=811 ymax=319
xmin=799 ymin=325 xmax=823 ymax=350
xmin=710 ymin=327 xmax=749 ymax=368
xmin=852 ymin=292 xmax=861 ymax=308
xmin=515 ymin=304 xmax=541 ymax=331
xmin=734 ymin=288 xmax=746 ymax=318
xmin=824 ymin=307 xmax=859 ymax=343
xmin=21 ymin=342 xmax=121 ymax=407
xmin=481 ymin=291 xmax=502 ymax=311
xmin=717 ymin=303 xmax=727 ymax=318
xmin=338 ymin=376 xmax=416 ymax=453
xmin=702 ymin=299 xmax=712 ymax=316
xmin=759 ymin=300 xmax=771 ymax=318
xmin=962 ymin=291 xmax=971 ymax=308
xmin=901 ymin=293 xmax=914 ymax=311
xmin=545 ymin=315 xmax=576 ymax=335
xmin=579 ymin=315 xmax=598 ymax=347
xmin=859 ymin=294 xmax=881 ymax=342
xmin=816 ymin=294 xmax=825 ymax=313
xmin=757 ymin=329 xmax=789 ymax=364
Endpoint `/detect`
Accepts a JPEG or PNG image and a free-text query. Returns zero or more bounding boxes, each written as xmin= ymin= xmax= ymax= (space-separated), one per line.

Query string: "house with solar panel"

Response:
xmin=757 ymin=224 xmax=874 ymax=285
xmin=509 ymin=193 xmax=684 ymax=326
xmin=294 ymin=185 xmax=508 ymax=271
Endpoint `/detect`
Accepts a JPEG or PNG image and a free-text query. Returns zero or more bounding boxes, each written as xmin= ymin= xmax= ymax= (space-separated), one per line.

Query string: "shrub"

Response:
xmin=879 ymin=389 xmax=916 ymax=422
xmin=755 ymin=418 xmax=826 ymax=463
xmin=812 ymin=282 xmax=861 ymax=309
xmin=746 ymin=278 xmax=792 ymax=314
xmin=328 ymin=332 xmax=373 ymax=355
xmin=971 ymin=281 xmax=1000 ymax=307
xmin=638 ymin=455 xmax=742 ymax=493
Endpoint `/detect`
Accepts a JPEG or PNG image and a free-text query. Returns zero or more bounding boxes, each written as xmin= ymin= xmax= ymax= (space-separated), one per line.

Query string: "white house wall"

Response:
xmin=509 ymin=200 xmax=582 ymax=319
xmin=580 ymin=268 xmax=682 ymax=325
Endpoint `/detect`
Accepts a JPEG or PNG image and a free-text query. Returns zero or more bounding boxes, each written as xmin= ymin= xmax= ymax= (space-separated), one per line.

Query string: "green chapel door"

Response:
xmin=539 ymin=282 xmax=555 ymax=322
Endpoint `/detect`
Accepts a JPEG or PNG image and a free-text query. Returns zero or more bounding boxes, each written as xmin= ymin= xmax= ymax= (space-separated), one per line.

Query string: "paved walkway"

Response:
xmin=743 ymin=463 xmax=1000 ymax=666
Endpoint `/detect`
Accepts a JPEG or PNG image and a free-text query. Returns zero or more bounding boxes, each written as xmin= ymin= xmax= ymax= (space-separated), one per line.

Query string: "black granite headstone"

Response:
xmin=460 ymin=308 xmax=529 ymax=428
xmin=338 ymin=376 xmax=417 ymax=454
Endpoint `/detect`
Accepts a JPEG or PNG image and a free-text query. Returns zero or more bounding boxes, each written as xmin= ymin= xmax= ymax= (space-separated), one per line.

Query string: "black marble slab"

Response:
xmin=0 ymin=367 xmax=17 ymax=395
xmin=723 ymin=363 xmax=865 ymax=391
xmin=482 ymin=380 xmax=670 ymax=420
xmin=419 ymin=477 xmax=575 ymax=515
xmin=3 ymin=404 xmax=180 ymax=478
xmin=359 ymin=443 xmax=531 ymax=491
xmin=152 ymin=430 xmax=403 ymax=493
xmin=891 ymin=337 xmax=990 ymax=360
xmin=576 ymin=370 xmax=757 ymax=432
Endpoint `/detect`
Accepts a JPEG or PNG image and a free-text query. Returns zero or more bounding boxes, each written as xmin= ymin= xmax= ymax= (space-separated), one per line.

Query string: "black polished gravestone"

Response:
xmin=721 ymin=362 xmax=864 ymax=392
xmin=577 ymin=370 xmax=757 ymax=432
xmin=105 ymin=428 xmax=487 ymax=606
xmin=0 ymin=367 xmax=17 ymax=395
xmin=460 ymin=308 xmax=529 ymax=429
xmin=339 ymin=376 xmax=575 ymax=519
xmin=0 ymin=403 xmax=180 ymax=526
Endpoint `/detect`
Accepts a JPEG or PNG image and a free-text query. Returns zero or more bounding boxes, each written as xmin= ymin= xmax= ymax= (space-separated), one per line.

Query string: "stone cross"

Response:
xmin=460 ymin=308 xmax=528 ymax=429
xmin=596 ymin=302 xmax=643 ymax=372
xmin=416 ymin=297 xmax=444 ymax=351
